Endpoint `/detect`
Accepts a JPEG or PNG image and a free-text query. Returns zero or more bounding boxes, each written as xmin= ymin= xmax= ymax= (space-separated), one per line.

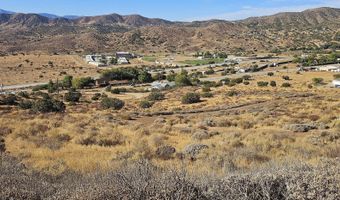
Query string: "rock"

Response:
xmin=192 ymin=130 xmax=219 ymax=140
xmin=285 ymin=124 xmax=317 ymax=132
xmin=183 ymin=144 xmax=208 ymax=157
xmin=201 ymin=118 xmax=216 ymax=127
xmin=156 ymin=145 xmax=176 ymax=160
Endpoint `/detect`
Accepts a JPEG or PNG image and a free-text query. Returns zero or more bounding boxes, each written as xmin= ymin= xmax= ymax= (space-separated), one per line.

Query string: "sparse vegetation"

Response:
xmin=181 ymin=92 xmax=200 ymax=104
xmin=100 ymin=97 xmax=125 ymax=110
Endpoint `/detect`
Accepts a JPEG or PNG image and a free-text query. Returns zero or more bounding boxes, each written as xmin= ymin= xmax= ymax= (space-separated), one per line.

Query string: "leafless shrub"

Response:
xmin=0 ymin=154 xmax=339 ymax=200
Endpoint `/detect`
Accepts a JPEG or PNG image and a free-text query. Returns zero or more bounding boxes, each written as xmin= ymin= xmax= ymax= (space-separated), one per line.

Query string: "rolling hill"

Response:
xmin=0 ymin=7 xmax=339 ymax=54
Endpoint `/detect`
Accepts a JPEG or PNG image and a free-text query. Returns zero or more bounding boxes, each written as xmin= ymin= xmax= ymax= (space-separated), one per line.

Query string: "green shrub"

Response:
xmin=267 ymin=72 xmax=274 ymax=76
xmin=312 ymin=78 xmax=324 ymax=85
xmin=138 ymin=71 xmax=153 ymax=83
xmin=270 ymin=81 xmax=277 ymax=87
xmin=147 ymin=92 xmax=165 ymax=101
xmin=139 ymin=100 xmax=154 ymax=109
xmin=181 ymin=93 xmax=200 ymax=104
xmin=0 ymin=95 xmax=17 ymax=105
xmin=91 ymin=93 xmax=101 ymax=101
xmin=62 ymin=75 xmax=73 ymax=88
xmin=101 ymin=98 xmax=125 ymax=110
xmin=64 ymin=90 xmax=82 ymax=102
xmin=201 ymin=92 xmax=213 ymax=98
xmin=282 ymin=76 xmax=290 ymax=81
xmin=281 ymin=83 xmax=292 ymax=88
xmin=32 ymin=84 xmax=48 ymax=92
xmin=334 ymin=74 xmax=340 ymax=79
xmin=232 ymin=78 xmax=243 ymax=84
xmin=175 ymin=74 xmax=192 ymax=87
xmin=111 ymin=88 xmax=121 ymax=94
xmin=72 ymin=77 xmax=94 ymax=89
xmin=18 ymin=100 xmax=33 ymax=110
xmin=32 ymin=97 xmax=65 ymax=113
xmin=226 ymin=90 xmax=238 ymax=97
xmin=243 ymin=81 xmax=250 ymax=85
xmin=17 ymin=91 xmax=29 ymax=98
xmin=257 ymin=81 xmax=269 ymax=87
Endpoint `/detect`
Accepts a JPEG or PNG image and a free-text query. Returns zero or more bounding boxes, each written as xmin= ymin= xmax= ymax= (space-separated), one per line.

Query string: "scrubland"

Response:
xmin=0 ymin=70 xmax=339 ymax=199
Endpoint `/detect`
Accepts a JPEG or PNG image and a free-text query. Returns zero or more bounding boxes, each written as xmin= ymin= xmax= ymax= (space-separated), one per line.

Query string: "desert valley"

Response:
xmin=0 ymin=5 xmax=339 ymax=200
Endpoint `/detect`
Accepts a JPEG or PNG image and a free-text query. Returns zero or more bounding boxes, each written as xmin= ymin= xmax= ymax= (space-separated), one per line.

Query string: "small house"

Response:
xmin=332 ymin=80 xmax=340 ymax=88
xmin=117 ymin=57 xmax=129 ymax=65
xmin=116 ymin=52 xmax=134 ymax=59
xmin=150 ymin=80 xmax=175 ymax=90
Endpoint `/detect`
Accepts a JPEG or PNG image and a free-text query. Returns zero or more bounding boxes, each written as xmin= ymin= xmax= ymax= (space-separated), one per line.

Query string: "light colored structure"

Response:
xmin=117 ymin=57 xmax=129 ymax=65
xmin=332 ymin=80 xmax=340 ymax=88
xmin=150 ymin=80 xmax=175 ymax=90
xmin=85 ymin=55 xmax=106 ymax=67
xmin=116 ymin=52 xmax=134 ymax=59
xmin=318 ymin=65 xmax=340 ymax=72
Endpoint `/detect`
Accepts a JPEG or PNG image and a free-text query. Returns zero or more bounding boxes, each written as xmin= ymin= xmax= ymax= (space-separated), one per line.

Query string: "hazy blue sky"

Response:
xmin=0 ymin=0 xmax=339 ymax=21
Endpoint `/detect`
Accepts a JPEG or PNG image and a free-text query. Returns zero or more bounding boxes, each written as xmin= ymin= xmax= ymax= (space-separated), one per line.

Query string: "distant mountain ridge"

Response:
xmin=0 ymin=7 xmax=339 ymax=53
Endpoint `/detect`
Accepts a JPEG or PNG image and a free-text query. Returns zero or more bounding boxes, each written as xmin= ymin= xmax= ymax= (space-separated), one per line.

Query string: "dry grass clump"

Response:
xmin=0 ymin=154 xmax=339 ymax=200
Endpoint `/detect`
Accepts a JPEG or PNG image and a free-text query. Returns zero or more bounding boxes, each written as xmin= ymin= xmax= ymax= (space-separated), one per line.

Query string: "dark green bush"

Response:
xmin=270 ymin=81 xmax=277 ymax=87
xmin=147 ymin=92 xmax=165 ymax=101
xmin=175 ymin=74 xmax=192 ymax=87
xmin=267 ymin=72 xmax=274 ymax=76
xmin=18 ymin=100 xmax=33 ymax=110
xmin=139 ymin=100 xmax=154 ymax=109
xmin=243 ymin=81 xmax=250 ymax=85
xmin=91 ymin=93 xmax=101 ymax=101
xmin=181 ymin=93 xmax=200 ymax=104
xmin=101 ymin=97 xmax=125 ymax=110
xmin=257 ymin=81 xmax=269 ymax=87
xmin=32 ymin=84 xmax=48 ymax=92
xmin=226 ymin=90 xmax=238 ymax=97
xmin=201 ymin=92 xmax=213 ymax=98
xmin=111 ymin=88 xmax=121 ymax=94
xmin=32 ymin=97 xmax=65 ymax=113
xmin=64 ymin=90 xmax=82 ymax=102
xmin=17 ymin=91 xmax=29 ymax=98
xmin=282 ymin=76 xmax=290 ymax=81
xmin=281 ymin=83 xmax=292 ymax=88
xmin=0 ymin=95 xmax=17 ymax=105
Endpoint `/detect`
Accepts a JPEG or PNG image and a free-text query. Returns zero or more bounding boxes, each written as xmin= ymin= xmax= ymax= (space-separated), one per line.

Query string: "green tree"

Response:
xmin=62 ymin=75 xmax=73 ymax=89
xmin=181 ymin=93 xmax=201 ymax=104
xmin=138 ymin=71 xmax=153 ymax=83
xmin=100 ymin=97 xmax=125 ymax=110
xmin=175 ymin=74 xmax=192 ymax=87
xmin=72 ymin=77 xmax=94 ymax=89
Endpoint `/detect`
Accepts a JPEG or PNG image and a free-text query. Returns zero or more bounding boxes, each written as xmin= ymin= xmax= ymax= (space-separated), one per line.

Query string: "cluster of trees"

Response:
xmin=101 ymin=68 xmax=153 ymax=83
xmin=294 ymin=52 xmax=339 ymax=66
xmin=33 ymin=76 xmax=95 ymax=93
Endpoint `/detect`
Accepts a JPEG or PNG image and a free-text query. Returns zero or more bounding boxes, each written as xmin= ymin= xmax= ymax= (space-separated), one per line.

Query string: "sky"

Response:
xmin=0 ymin=0 xmax=340 ymax=21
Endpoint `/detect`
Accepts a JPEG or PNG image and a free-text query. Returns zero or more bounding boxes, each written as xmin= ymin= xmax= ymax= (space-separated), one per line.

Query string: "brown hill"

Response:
xmin=0 ymin=7 xmax=339 ymax=54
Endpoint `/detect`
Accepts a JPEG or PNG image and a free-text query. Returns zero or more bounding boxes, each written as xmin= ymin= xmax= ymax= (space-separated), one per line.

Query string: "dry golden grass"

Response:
xmin=0 ymin=70 xmax=339 ymax=175
xmin=0 ymin=54 xmax=98 ymax=85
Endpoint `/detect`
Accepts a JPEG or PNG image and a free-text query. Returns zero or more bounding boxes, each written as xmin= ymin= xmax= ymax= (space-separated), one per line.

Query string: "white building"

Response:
xmin=117 ymin=57 xmax=129 ymax=65
xmin=85 ymin=55 xmax=106 ymax=67
xmin=332 ymin=80 xmax=340 ymax=88
xmin=150 ymin=80 xmax=175 ymax=90
xmin=318 ymin=65 xmax=340 ymax=72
